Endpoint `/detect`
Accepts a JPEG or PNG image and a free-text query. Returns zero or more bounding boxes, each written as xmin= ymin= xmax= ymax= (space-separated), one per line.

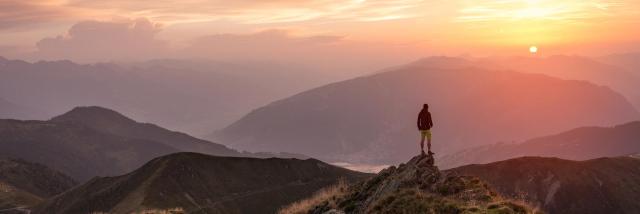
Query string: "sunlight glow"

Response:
xmin=456 ymin=0 xmax=618 ymax=22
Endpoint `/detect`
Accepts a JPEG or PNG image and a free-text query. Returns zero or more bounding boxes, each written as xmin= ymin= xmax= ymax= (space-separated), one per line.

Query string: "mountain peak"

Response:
xmin=299 ymin=154 xmax=536 ymax=214
xmin=34 ymin=152 xmax=369 ymax=214
xmin=451 ymin=156 xmax=640 ymax=214
xmin=51 ymin=106 xmax=136 ymax=125
xmin=50 ymin=106 xmax=244 ymax=158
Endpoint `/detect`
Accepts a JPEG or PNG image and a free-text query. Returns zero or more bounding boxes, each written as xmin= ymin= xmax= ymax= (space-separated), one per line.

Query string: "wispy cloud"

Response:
xmin=33 ymin=18 xmax=169 ymax=62
xmin=455 ymin=0 xmax=639 ymax=24
xmin=63 ymin=0 xmax=426 ymax=24
xmin=0 ymin=0 xmax=72 ymax=30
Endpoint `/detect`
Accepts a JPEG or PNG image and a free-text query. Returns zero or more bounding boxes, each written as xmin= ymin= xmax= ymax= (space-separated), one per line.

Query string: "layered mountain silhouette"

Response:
xmin=450 ymin=156 xmax=640 ymax=214
xmin=287 ymin=155 xmax=537 ymax=214
xmin=439 ymin=121 xmax=640 ymax=168
xmin=50 ymin=106 xmax=241 ymax=157
xmin=0 ymin=98 xmax=44 ymax=120
xmin=0 ymin=57 xmax=327 ymax=135
xmin=0 ymin=106 xmax=303 ymax=182
xmin=215 ymin=59 xmax=639 ymax=164
xmin=598 ymin=52 xmax=640 ymax=77
xmin=33 ymin=152 xmax=370 ymax=214
xmin=0 ymin=118 xmax=178 ymax=182
xmin=482 ymin=55 xmax=640 ymax=109
xmin=0 ymin=158 xmax=76 ymax=210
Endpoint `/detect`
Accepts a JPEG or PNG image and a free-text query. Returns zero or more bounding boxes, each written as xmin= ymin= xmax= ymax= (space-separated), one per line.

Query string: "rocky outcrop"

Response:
xmin=307 ymin=155 xmax=538 ymax=214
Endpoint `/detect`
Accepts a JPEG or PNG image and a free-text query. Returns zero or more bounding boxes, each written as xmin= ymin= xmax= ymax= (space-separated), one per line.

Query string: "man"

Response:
xmin=417 ymin=104 xmax=434 ymax=155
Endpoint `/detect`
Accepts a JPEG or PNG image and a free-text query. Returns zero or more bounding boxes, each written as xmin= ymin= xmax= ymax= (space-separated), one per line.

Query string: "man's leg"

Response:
xmin=420 ymin=131 xmax=425 ymax=153
xmin=427 ymin=131 xmax=433 ymax=154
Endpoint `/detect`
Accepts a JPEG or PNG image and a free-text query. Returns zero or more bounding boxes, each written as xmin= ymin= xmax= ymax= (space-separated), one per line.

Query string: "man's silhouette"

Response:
xmin=417 ymin=104 xmax=434 ymax=155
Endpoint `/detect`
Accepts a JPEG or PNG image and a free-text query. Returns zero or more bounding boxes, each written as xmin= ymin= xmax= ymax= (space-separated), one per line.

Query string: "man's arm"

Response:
xmin=428 ymin=113 xmax=433 ymax=128
xmin=417 ymin=112 xmax=422 ymax=129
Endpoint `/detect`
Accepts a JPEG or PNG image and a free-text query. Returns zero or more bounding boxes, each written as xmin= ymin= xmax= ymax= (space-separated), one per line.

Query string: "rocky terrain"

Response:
xmin=285 ymin=154 xmax=537 ymax=214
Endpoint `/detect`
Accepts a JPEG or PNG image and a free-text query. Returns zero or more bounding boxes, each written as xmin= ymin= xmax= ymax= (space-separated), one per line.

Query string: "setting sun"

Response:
xmin=1 ymin=1 xmax=640 ymax=213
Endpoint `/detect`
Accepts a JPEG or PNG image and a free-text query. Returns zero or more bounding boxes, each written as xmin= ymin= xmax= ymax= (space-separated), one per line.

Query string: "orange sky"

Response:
xmin=1 ymin=0 xmax=639 ymax=61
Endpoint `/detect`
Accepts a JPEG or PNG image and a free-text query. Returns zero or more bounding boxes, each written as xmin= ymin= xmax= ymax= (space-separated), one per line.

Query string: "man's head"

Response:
xmin=423 ymin=103 xmax=429 ymax=109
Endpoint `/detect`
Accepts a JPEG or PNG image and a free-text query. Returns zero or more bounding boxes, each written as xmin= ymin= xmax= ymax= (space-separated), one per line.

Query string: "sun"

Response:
xmin=529 ymin=46 xmax=538 ymax=54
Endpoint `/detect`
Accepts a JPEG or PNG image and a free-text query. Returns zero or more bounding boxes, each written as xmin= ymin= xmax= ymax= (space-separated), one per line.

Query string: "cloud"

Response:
xmin=65 ymin=0 xmax=425 ymax=24
xmin=27 ymin=21 xmax=418 ymax=77
xmin=181 ymin=29 xmax=418 ymax=78
xmin=33 ymin=18 xmax=169 ymax=62
xmin=0 ymin=0 xmax=71 ymax=30
xmin=455 ymin=0 xmax=640 ymax=23
xmin=183 ymin=29 xmax=347 ymax=62
xmin=184 ymin=29 xmax=343 ymax=58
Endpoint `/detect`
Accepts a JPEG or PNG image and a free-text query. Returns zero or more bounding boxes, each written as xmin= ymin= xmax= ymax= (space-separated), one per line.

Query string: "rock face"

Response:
xmin=33 ymin=153 xmax=371 ymax=214
xmin=0 ymin=158 xmax=77 ymax=210
xmin=308 ymin=155 xmax=536 ymax=214
xmin=450 ymin=156 xmax=640 ymax=214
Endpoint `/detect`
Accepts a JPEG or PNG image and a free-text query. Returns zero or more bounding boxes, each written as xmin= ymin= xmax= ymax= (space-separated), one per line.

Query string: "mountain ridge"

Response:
xmin=439 ymin=121 xmax=640 ymax=168
xmin=0 ymin=106 xmax=308 ymax=182
xmin=0 ymin=158 xmax=77 ymax=210
xmin=215 ymin=59 xmax=639 ymax=164
xmin=51 ymin=106 xmax=240 ymax=157
xmin=286 ymin=154 xmax=537 ymax=214
xmin=0 ymin=56 xmax=327 ymax=136
xmin=449 ymin=156 xmax=640 ymax=214
xmin=33 ymin=152 xmax=370 ymax=214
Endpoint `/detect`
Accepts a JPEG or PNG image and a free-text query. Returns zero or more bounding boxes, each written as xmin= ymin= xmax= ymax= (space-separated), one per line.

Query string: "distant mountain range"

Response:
xmin=0 ymin=57 xmax=329 ymax=136
xmin=0 ymin=98 xmax=45 ymax=120
xmin=450 ymin=156 xmax=640 ymax=214
xmin=481 ymin=55 xmax=640 ymax=109
xmin=389 ymin=55 xmax=640 ymax=109
xmin=0 ymin=158 xmax=76 ymax=210
xmin=214 ymin=58 xmax=639 ymax=165
xmin=33 ymin=152 xmax=370 ymax=214
xmin=439 ymin=121 xmax=640 ymax=168
xmin=0 ymin=106 xmax=304 ymax=182
xmin=598 ymin=52 xmax=640 ymax=76
xmin=50 ymin=106 xmax=243 ymax=157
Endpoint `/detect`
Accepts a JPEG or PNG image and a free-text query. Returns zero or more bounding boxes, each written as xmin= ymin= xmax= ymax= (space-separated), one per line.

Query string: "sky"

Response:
xmin=1 ymin=0 xmax=640 ymax=68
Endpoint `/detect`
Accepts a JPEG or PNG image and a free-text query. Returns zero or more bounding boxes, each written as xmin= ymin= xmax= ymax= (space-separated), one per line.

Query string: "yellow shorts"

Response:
xmin=420 ymin=130 xmax=432 ymax=140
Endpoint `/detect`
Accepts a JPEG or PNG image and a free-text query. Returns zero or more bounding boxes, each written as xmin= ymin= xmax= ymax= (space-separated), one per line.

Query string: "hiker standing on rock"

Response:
xmin=417 ymin=104 xmax=434 ymax=155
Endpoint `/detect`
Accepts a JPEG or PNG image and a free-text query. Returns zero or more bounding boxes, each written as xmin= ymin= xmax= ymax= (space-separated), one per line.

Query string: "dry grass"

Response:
xmin=278 ymin=180 xmax=349 ymax=214
xmin=90 ymin=207 xmax=185 ymax=214
xmin=484 ymin=199 xmax=543 ymax=214
xmin=489 ymin=195 xmax=543 ymax=214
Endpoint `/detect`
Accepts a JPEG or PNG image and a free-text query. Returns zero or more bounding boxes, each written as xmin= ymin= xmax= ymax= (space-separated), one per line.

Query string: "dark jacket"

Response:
xmin=417 ymin=109 xmax=433 ymax=130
